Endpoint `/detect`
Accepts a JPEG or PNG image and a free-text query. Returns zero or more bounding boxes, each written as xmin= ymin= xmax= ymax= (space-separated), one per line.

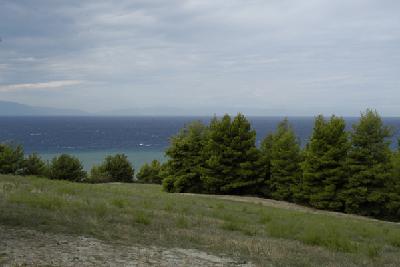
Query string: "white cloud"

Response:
xmin=0 ymin=80 xmax=83 ymax=92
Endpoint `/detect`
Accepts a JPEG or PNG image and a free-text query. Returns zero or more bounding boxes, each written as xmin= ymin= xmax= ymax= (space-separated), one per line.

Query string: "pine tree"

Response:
xmin=201 ymin=114 xmax=262 ymax=194
xmin=258 ymin=134 xmax=274 ymax=197
xmin=344 ymin=109 xmax=393 ymax=217
xmin=387 ymin=139 xmax=400 ymax=218
xmin=301 ymin=115 xmax=349 ymax=210
xmin=162 ymin=121 xmax=207 ymax=193
xmin=267 ymin=119 xmax=302 ymax=201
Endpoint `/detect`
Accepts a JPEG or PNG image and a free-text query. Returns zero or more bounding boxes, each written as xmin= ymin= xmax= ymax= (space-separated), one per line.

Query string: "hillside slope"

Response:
xmin=0 ymin=175 xmax=399 ymax=266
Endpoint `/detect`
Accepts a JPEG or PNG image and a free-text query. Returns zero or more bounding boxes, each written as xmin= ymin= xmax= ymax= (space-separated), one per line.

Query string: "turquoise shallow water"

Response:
xmin=40 ymin=150 xmax=165 ymax=171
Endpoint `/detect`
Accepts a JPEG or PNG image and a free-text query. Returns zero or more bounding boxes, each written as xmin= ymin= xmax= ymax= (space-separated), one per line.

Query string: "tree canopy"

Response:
xmin=344 ymin=109 xmax=393 ymax=217
xmin=301 ymin=115 xmax=349 ymax=210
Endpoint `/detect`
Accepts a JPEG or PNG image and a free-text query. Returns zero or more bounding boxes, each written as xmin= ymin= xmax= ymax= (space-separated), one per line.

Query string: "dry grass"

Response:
xmin=195 ymin=194 xmax=400 ymax=225
xmin=1 ymin=175 xmax=400 ymax=266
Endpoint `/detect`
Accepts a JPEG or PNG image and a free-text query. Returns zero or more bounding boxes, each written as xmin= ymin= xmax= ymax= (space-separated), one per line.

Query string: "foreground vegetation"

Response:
xmin=1 ymin=175 xmax=400 ymax=266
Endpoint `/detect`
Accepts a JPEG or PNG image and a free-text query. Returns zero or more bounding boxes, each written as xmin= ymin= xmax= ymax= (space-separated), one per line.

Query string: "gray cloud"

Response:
xmin=0 ymin=0 xmax=399 ymax=115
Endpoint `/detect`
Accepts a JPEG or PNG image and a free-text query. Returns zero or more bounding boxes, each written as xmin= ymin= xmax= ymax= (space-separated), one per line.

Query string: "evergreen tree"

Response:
xmin=199 ymin=115 xmax=231 ymax=193
xmin=268 ymin=119 xmax=302 ymax=201
xmin=258 ymin=134 xmax=274 ymax=197
xmin=387 ymin=139 xmax=400 ymax=218
xmin=301 ymin=115 xmax=349 ymax=210
xmin=162 ymin=121 xmax=207 ymax=193
xmin=344 ymin=109 xmax=393 ymax=217
xmin=202 ymin=114 xmax=262 ymax=194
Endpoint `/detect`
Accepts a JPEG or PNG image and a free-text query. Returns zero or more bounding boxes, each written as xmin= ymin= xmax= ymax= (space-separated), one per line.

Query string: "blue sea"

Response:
xmin=1 ymin=116 xmax=400 ymax=170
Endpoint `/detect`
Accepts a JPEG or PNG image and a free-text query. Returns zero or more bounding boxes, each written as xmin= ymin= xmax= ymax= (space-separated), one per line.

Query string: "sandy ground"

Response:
xmin=0 ymin=226 xmax=254 ymax=267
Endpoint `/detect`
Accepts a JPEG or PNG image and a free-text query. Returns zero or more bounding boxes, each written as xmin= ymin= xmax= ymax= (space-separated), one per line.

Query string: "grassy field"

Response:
xmin=1 ymin=175 xmax=400 ymax=266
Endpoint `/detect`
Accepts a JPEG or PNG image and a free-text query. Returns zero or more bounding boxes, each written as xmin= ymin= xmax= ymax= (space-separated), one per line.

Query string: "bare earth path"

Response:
xmin=0 ymin=226 xmax=254 ymax=267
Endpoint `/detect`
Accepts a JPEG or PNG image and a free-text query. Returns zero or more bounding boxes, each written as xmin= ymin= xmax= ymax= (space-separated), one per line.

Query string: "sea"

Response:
xmin=1 ymin=116 xmax=400 ymax=170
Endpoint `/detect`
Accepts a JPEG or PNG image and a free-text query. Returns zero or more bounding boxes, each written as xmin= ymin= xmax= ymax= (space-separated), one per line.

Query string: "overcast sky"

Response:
xmin=0 ymin=0 xmax=399 ymax=115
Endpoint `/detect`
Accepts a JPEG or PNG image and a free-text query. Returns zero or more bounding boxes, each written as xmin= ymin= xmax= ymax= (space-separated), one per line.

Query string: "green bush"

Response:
xmin=0 ymin=143 xmax=24 ymax=174
xmin=162 ymin=174 xmax=176 ymax=192
xmin=87 ymin=165 xmax=112 ymax=183
xmin=49 ymin=154 xmax=86 ymax=182
xmin=22 ymin=153 xmax=47 ymax=176
xmin=136 ymin=160 xmax=163 ymax=184
xmin=96 ymin=154 xmax=134 ymax=183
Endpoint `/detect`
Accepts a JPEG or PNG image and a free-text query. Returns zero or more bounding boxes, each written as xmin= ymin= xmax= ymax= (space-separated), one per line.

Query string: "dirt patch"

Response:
xmin=0 ymin=226 xmax=254 ymax=267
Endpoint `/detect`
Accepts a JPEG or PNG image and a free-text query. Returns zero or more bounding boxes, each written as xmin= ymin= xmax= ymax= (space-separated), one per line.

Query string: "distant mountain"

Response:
xmin=0 ymin=100 xmax=88 ymax=116
xmin=103 ymin=106 xmax=290 ymax=116
xmin=0 ymin=101 xmax=338 ymax=117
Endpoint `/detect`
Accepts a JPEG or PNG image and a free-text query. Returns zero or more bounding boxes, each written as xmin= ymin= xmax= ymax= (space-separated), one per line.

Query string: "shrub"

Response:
xmin=87 ymin=165 xmax=112 ymax=183
xmin=49 ymin=154 xmax=86 ymax=182
xmin=21 ymin=153 xmax=47 ymax=176
xmin=0 ymin=143 xmax=24 ymax=174
xmin=136 ymin=160 xmax=163 ymax=184
xmin=162 ymin=174 xmax=176 ymax=192
xmin=98 ymin=154 xmax=134 ymax=183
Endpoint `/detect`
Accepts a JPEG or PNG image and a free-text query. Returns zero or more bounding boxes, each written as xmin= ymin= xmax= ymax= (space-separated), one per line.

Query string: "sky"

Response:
xmin=0 ymin=0 xmax=399 ymax=116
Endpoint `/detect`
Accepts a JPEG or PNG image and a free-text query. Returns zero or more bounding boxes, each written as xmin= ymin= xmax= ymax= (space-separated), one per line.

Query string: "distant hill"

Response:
xmin=104 ymin=106 xmax=289 ymax=116
xmin=0 ymin=100 xmax=87 ymax=116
